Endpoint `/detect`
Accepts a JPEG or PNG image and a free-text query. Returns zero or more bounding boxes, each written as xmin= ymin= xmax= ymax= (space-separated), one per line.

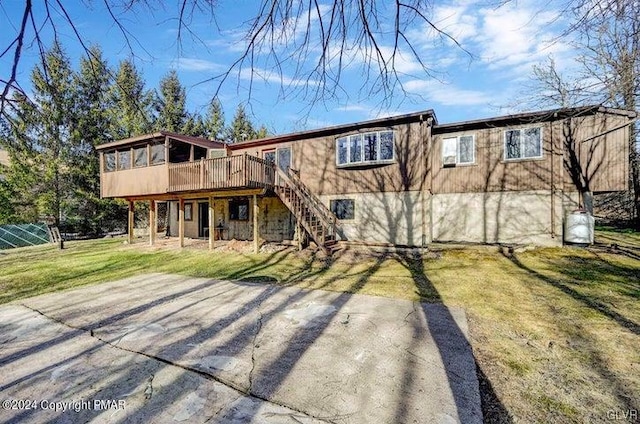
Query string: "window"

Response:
xmin=104 ymin=152 xmax=116 ymax=172
xmin=150 ymin=142 xmax=165 ymax=165
xmin=336 ymin=130 xmax=395 ymax=166
xmin=229 ymin=198 xmax=249 ymax=221
xmin=117 ymin=150 xmax=131 ymax=170
xmin=134 ymin=146 xmax=147 ymax=167
xmin=184 ymin=203 xmax=193 ymax=221
xmin=263 ymin=149 xmax=276 ymax=164
xmin=330 ymin=199 xmax=355 ymax=220
xmin=504 ymin=127 xmax=542 ymax=160
xmin=277 ymin=147 xmax=291 ymax=172
xmin=442 ymin=135 xmax=475 ymax=166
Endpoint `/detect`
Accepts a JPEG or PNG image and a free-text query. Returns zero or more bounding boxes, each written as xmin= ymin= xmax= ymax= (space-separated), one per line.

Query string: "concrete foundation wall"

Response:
xmin=167 ymin=196 xmax=294 ymax=241
xmin=431 ymin=190 xmax=579 ymax=246
xmin=319 ymin=191 xmax=426 ymax=246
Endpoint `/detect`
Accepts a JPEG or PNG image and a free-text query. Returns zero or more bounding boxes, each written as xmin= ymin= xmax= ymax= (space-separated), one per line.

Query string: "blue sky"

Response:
xmin=0 ymin=0 xmax=576 ymax=134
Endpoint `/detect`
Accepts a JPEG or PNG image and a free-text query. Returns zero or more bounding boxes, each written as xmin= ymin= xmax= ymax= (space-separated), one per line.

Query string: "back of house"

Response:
xmin=96 ymin=105 xmax=635 ymax=249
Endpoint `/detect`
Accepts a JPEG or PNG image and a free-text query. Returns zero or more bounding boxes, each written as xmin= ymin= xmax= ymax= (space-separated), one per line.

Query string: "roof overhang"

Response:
xmin=432 ymin=105 xmax=638 ymax=134
xmin=96 ymin=131 xmax=226 ymax=151
xmin=228 ymin=109 xmax=438 ymax=150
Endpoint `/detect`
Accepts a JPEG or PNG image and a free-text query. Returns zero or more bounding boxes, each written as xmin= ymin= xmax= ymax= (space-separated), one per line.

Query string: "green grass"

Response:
xmin=1 ymin=233 xmax=638 ymax=423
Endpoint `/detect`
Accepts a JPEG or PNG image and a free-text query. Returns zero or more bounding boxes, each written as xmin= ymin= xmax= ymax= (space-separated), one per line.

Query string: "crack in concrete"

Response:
xmin=20 ymin=303 xmax=336 ymax=423
xmin=248 ymin=310 xmax=263 ymax=392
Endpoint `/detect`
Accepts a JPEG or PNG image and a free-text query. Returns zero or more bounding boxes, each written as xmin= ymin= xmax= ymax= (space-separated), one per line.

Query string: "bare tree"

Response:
xmin=528 ymin=0 xmax=640 ymax=227
xmin=1 ymin=0 xmax=470 ymax=118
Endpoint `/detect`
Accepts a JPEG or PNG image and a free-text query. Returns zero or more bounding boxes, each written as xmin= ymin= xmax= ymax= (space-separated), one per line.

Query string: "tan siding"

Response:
xmin=432 ymin=123 xmax=559 ymax=193
xmin=232 ymin=121 xmax=428 ymax=196
xmin=101 ymin=165 xmax=169 ymax=198
xmin=574 ymin=113 xmax=629 ymax=192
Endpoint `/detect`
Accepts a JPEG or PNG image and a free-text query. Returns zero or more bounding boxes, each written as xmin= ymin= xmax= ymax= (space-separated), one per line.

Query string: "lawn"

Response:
xmin=1 ymin=234 xmax=638 ymax=423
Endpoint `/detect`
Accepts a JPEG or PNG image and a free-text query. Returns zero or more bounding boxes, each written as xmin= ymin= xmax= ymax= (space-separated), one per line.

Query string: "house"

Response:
xmin=96 ymin=106 xmax=636 ymax=251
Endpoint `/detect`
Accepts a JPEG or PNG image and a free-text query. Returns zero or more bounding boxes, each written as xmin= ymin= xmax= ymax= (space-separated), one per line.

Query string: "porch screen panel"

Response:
xmin=104 ymin=152 xmax=116 ymax=171
xmin=134 ymin=147 xmax=147 ymax=167
xmin=118 ymin=150 xmax=131 ymax=170
xmin=151 ymin=143 xmax=165 ymax=165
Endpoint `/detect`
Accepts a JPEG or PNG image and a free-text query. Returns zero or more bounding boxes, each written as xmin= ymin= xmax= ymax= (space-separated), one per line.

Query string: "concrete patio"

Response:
xmin=0 ymin=274 xmax=482 ymax=423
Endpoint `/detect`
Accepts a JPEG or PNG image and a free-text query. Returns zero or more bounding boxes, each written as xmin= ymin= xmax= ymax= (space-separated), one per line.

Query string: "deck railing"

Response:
xmin=168 ymin=153 xmax=275 ymax=192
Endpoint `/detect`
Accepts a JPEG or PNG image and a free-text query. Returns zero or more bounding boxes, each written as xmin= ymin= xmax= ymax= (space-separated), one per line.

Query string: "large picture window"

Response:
xmin=442 ymin=135 xmax=475 ymax=166
xmin=336 ymin=130 xmax=395 ymax=166
xmin=504 ymin=127 xmax=542 ymax=160
xmin=330 ymin=199 xmax=355 ymax=220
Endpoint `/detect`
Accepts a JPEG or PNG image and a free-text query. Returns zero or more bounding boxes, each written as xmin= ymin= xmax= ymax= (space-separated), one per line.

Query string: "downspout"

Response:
xmin=420 ymin=114 xmax=426 ymax=249
xmin=550 ymin=117 xmax=556 ymax=239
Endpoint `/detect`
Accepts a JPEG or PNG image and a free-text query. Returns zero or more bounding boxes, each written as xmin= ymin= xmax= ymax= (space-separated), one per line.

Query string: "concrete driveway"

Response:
xmin=0 ymin=274 xmax=481 ymax=423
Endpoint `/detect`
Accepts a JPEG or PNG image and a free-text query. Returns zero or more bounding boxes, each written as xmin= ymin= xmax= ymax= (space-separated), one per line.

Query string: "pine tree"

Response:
xmin=29 ymin=42 xmax=76 ymax=226
xmin=70 ymin=46 xmax=118 ymax=234
xmin=109 ymin=59 xmax=153 ymax=139
xmin=203 ymin=97 xmax=225 ymax=140
xmin=154 ymin=70 xmax=187 ymax=132
xmin=226 ymin=104 xmax=256 ymax=143
xmin=182 ymin=113 xmax=207 ymax=137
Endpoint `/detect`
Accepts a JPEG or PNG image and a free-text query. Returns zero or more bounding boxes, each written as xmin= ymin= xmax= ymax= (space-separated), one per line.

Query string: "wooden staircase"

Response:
xmin=274 ymin=167 xmax=339 ymax=253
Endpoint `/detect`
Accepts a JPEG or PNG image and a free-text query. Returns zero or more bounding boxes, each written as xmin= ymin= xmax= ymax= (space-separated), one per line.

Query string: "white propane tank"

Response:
xmin=564 ymin=209 xmax=595 ymax=245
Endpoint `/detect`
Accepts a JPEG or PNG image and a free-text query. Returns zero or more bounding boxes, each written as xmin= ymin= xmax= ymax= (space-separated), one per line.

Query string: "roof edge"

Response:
xmin=433 ymin=105 xmax=637 ymax=133
xmin=96 ymin=131 xmax=225 ymax=151
xmin=228 ymin=109 xmax=437 ymax=150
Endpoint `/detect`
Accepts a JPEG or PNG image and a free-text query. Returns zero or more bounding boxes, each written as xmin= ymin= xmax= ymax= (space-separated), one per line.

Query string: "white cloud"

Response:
xmin=335 ymin=104 xmax=369 ymax=112
xmin=175 ymin=58 xmax=223 ymax=72
xmin=239 ymin=67 xmax=318 ymax=87
xmin=404 ymin=79 xmax=492 ymax=106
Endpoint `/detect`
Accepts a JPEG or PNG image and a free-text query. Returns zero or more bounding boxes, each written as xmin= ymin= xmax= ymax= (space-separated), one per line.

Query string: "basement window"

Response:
xmin=504 ymin=127 xmax=542 ymax=160
xmin=229 ymin=198 xmax=249 ymax=221
xmin=330 ymin=199 xmax=355 ymax=220
xmin=336 ymin=130 xmax=395 ymax=167
xmin=442 ymin=135 xmax=475 ymax=166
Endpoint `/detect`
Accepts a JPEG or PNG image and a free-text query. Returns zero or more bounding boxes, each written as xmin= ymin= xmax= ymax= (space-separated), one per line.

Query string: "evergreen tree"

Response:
xmin=25 ymin=42 xmax=76 ymax=226
xmin=226 ymin=104 xmax=256 ymax=143
xmin=154 ymin=70 xmax=187 ymax=132
xmin=203 ymin=97 xmax=225 ymax=140
xmin=182 ymin=112 xmax=207 ymax=137
xmin=70 ymin=46 xmax=118 ymax=234
xmin=109 ymin=59 xmax=153 ymax=139
xmin=256 ymin=124 xmax=269 ymax=139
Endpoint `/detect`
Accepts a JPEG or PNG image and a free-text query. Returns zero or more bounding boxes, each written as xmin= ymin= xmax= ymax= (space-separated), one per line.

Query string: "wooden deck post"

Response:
xmin=128 ymin=200 xmax=134 ymax=245
xmin=179 ymin=198 xmax=185 ymax=248
xmin=208 ymin=195 xmax=214 ymax=250
xmin=253 ymin=194 xmax=259 ymax=254
xmin=149 ymin=200 xmax=156 ymax=246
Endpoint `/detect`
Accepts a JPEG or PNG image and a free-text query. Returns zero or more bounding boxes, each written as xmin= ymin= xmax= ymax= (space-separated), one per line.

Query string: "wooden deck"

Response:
xmin=168 ymin=154 xmax=275 ymax=193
